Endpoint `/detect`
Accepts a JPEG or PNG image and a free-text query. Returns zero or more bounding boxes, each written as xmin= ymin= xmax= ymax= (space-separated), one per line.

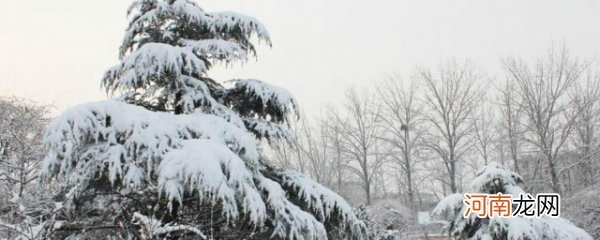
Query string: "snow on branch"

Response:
xmin=256 ymin=176 xmax=328 ymax=239
xmin=132 ymin=212 xmax=207 ymax=239
xmin=103 ymin=43 xmax=207 ymax=94
xmin=273 ymin=170 xmax=368 ymax=237
xmin=486 ymin=217 xmax=593 ymax=240
xmin=227 ymin=79 xmax=298 ymax=120
xmin=177 ymin=75 xmax=246 ymax=123
xmin=171 ymin=0 xmax=209 ymax=25
xmin=433 ymin=162 xmax=594 ymax=240
xmin=41 ymin=100 xmax=363 ymax=239
xmin=42 ymin=100 xmax=259 ymax=191
xmin=123 ymin=0 xmax=210 ymax=54
xmin=210 ymin=11 xmax=271 ymax=44
xmin=181 ymin=39 xmax=248 ymax=63
xmin=277 ymin=170 xmax=361 ymax=221
xmin=468 ymin=162 xmax=525 ymax=195
xmin=242 ymin=117 xmax=292 ymax=143
xmin=158 ymin=139 xmax=266 ymax=225
xmin=432 ymin=193 xmax=463 ymax=216
xmin=122 ymin=0 xmax=270 ymax=57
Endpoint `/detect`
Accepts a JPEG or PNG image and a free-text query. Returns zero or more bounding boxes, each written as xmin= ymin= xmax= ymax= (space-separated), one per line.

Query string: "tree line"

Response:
xmin=269 ymin=46 xmax=600 ymax=210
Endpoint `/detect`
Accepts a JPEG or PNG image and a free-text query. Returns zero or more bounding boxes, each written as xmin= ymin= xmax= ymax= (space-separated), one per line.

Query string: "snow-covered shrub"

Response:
xmin=432 ymin=162 xmax=593 ymax=240
xmin=353 ymin=200 xmax=420 ymax=240
xmin=41 ymin=0 xmax=366 ymax=239
xmin=563 ymin=184 xmax=600 ymax=240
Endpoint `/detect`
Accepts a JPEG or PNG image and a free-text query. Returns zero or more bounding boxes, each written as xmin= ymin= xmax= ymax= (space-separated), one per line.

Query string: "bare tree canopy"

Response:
xmin=503 ymin=46 xmax=584 ymax=194
xmin=419 ymin=60 xmax=484 ymax=193
xmin=338 ymin=88 xmax=387 ymax=205
xmin=377 ymin=76 xmax=424 ymax=208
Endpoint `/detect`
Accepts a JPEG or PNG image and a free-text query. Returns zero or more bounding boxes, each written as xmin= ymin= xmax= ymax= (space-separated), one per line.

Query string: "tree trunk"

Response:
xmin=406 ymin=157 xmax=414 ymax=208
xmin=365 ymin=181 xmax=371 ymax=205
xmin=450 ymin=161 xmax=458 ymax=193
xmin=547 ymin=158 xmax=561 ymax=194
xmin=174 ymin=91 xmax=183 ymax=115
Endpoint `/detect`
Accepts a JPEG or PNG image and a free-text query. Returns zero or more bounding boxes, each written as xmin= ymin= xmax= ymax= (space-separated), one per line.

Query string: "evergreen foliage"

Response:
xmin=433 ymin=163 xmax=592 ymax=240
xmin=41 ymin=1 xmax=367 ymax=239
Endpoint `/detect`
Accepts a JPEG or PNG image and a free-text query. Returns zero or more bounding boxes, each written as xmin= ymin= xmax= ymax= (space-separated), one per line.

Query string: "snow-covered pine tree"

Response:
xmin=41 ymin=1 xmax=367 ymax=239
xmin=432 ymin=162 xmax=593 ymax=240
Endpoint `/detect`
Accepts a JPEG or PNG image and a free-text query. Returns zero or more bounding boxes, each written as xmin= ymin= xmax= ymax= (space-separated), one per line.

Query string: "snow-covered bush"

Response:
xmin=432 ymin=162 xmax=593 ymax=240
xmin=353 ymin=200 xmax=420 ymax=240
xmin=40 ymin=0 xmax=366 ymax=239
xmin=563 ymin=184 xmax=600 ymax=240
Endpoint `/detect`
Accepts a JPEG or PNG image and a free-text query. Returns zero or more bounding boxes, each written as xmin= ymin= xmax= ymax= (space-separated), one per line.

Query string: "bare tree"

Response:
xmin=498 ymin=81 xmax=525 ymax=174
xmin=503 ymin=46 xmax=583 ymax=194
xmin=568 ymin=66 xmax=600 ymax=188
xmin=419 ymin=60 xmax=483 ymax=193
xmin=377 ymin=76 xmax=424 ymax=208
xmin=472 ymin=96 xmax=497 ymax=166
xmin=270 ymin=112 xmax=346 ymax=190
xmin=0 ymin=98 xmax=49 ymax=198
xmin=301 ymin=116 xmax=338 ymax=187
xmin=338 ymin=88 xmax=387 ymax=204
xmin=0 ymin=97 xmax=52 ymax=239
xmin=269 ymin=118 xmax=307 ymax=173
xmin=320 ymin=107 xmax=350 ymax=195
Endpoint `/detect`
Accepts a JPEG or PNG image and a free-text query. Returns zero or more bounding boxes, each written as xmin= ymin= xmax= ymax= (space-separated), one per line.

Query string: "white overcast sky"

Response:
xmin=1 ymin=0 xmax=600 ymax=116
